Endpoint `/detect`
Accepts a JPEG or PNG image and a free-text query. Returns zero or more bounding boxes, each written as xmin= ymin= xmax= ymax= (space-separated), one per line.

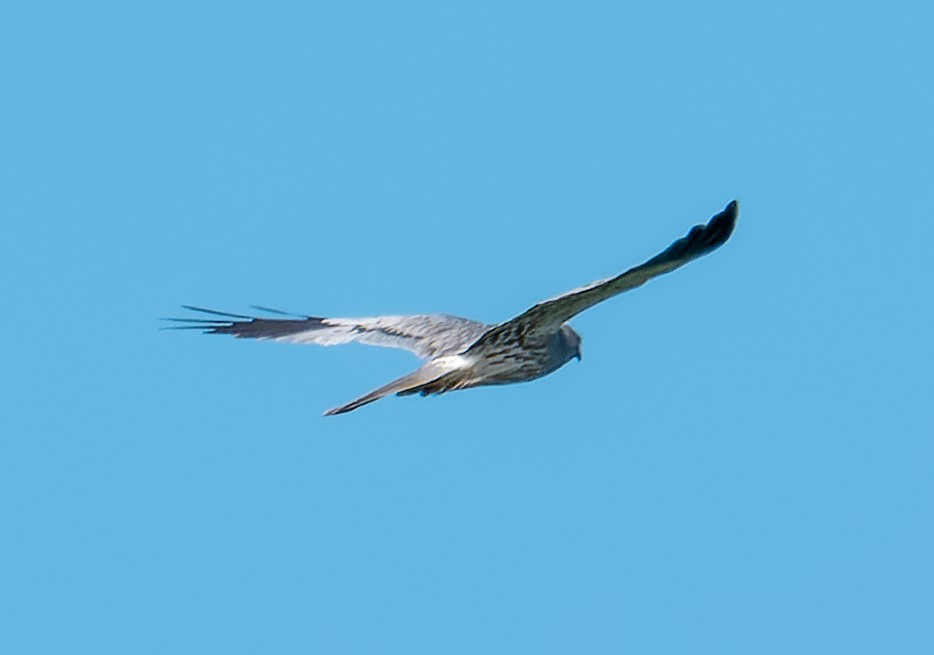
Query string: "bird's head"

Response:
xmin=560 ymin=324 xmax=582 ymax=362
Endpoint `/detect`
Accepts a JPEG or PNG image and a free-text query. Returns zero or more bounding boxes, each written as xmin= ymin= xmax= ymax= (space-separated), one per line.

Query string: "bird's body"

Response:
xmin=169 ymin=201 xmax=738 ymax=415
xmin=441 ymin=324 xmax=582 ymax=389
xmin=397 ymin=323 xmax=582 ymax=395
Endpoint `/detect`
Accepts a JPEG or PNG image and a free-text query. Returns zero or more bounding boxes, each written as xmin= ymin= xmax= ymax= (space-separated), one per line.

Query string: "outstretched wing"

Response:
xmin=467 ymin=200 xmax=738 ymax=352
xmin=166 ymin=307 xmax=490 ymax=360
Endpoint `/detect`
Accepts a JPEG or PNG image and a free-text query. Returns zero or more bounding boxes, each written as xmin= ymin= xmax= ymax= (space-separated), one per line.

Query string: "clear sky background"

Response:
xmin=2 ymin=1 xmax=932 ymax=653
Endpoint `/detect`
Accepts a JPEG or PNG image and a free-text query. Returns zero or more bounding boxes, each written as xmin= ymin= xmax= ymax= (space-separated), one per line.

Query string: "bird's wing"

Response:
xmin=466 ymin=200 xmax=738 ymax=352
xmin=166 ymin=307 xmax=490 ymax=360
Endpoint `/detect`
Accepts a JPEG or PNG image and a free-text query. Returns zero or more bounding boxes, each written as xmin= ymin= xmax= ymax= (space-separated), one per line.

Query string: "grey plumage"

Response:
xmin=168 ymin=200 xmax=738 ymax=415
xmin=172 ymin=309 xmax=489 ymax=360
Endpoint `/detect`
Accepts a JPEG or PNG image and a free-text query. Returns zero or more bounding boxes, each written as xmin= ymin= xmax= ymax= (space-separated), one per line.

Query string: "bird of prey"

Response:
xmin=169 ymin=201 xmax=738 ymax=415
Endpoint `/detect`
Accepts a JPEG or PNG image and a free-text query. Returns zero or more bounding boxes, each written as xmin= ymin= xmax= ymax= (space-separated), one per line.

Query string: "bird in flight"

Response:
xmin=168 ymin=201 xmax=738 ymax=415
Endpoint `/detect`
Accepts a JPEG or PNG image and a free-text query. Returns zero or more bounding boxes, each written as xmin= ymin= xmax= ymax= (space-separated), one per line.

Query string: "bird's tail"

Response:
xmin=324 ymin=366 xmax=443 ymax=416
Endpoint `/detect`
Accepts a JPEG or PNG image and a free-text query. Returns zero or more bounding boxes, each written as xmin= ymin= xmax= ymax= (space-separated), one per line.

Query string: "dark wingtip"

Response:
xmin=721 ymin=199 xmax=739 ymax=229
xmin=165 ymin=306 xmax=328 ymax=339
xmin=715 ymin=199 xmax=739 ymax=225
xmin=250 ymin=305 xmax=308 ymax=318
xmin=181 ymin=305 xmax=254 ymax=319
xmin=704 ymin=199 xmax=739 ymax=249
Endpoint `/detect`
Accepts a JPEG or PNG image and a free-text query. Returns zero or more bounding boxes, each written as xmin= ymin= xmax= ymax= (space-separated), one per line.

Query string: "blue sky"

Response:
xmin=1 ymin=1 xmax=932 ymax=653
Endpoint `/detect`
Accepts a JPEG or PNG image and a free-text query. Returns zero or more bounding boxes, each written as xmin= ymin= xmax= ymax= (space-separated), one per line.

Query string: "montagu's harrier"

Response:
xmin=169 ymin=201 xmax=738 ymax=415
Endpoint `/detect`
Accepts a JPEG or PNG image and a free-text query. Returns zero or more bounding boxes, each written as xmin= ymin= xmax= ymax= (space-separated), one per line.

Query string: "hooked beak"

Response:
xmin=575 ymin=350 xmax=582 ymax=362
